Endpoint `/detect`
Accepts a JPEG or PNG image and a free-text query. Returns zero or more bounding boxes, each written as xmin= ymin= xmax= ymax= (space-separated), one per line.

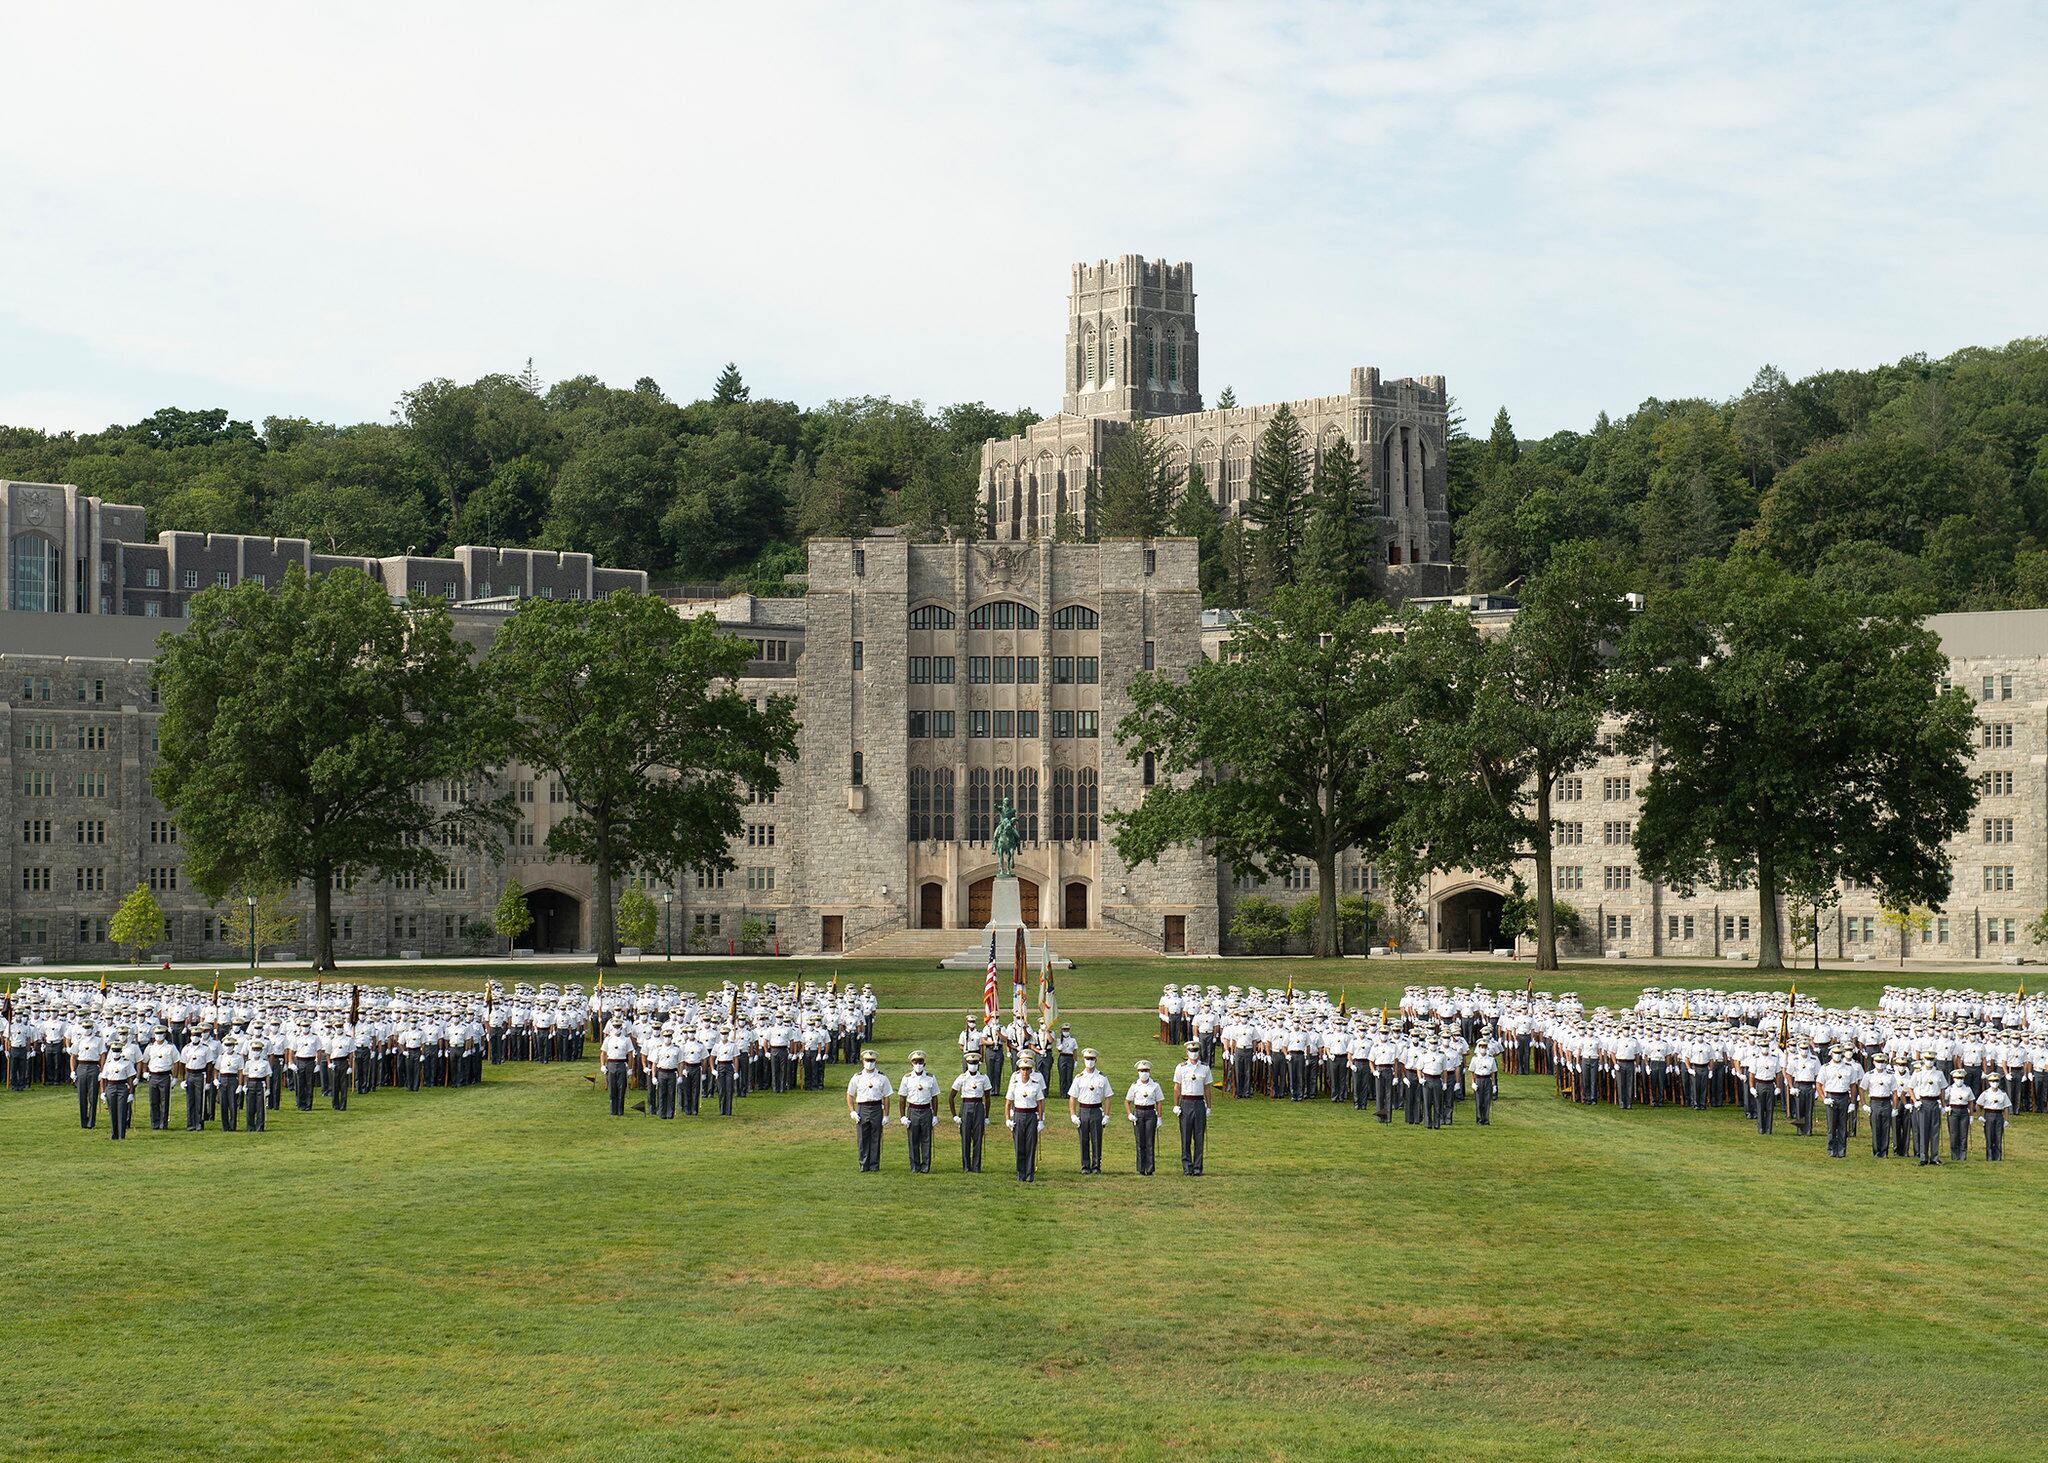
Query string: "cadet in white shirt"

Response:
xmin=176 ymin=1033 xmax=211 ymax=1131
xmin=599 ymin=1022 xmax=636 ymax=1117
xmin=1125 ymin=1060 xmax=1165 ymax=1176
xmin=1864 ymin=1061 xmax=1898 ymax=1157
xmin=1944 ymin=1069 xmax=1975 ymax=1162
xmin=1911 ymin=1059 xmax=1945 ymax=1165
xmin=898 ymin=1051 xmax=940 ymax=1174
xmin=950 ymin=1054 xmax=993 ymax=1173
xmin=846 ymin=1051 xmax=894 ymax=1173
xmin=1978 ymin=1074 xmax=2012 ymax=1162
xmin=100 ymin=1037 xmax=138 ymax=1141
xmin=1172 ymin=1042 xmax=1213 ymax=1176
xmin=1004 ymin=1062 xmax=1047 ymax=1183
xmin=1820 ymin=1054 xmax=1856 ymax=1158
xmin=1469 ymin=1045 xmax=1498 ymax=1126
xmin=215 ymin=1043 xmax=243 ymax=1133
xmin=142 ymin=1027 xmax=178 ymax=1131
xmin=241 ymin=1041 xmax=272 ymax=1133
xmin=71 ymin=1026 xmax=107 ymax=1130
xmin=1067 ymin=1049 xmax=1113 ymax=1174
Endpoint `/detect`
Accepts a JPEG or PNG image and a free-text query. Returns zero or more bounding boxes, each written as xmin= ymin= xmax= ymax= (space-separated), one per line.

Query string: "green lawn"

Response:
xmin=7 ymin=957 xmax=2042 ymax=1461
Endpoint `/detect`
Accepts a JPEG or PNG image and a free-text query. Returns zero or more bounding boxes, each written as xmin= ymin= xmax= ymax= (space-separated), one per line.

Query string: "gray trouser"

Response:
xmin=960 ymin=1100 xmax=986 ymax=1170
xmin=75 ymin=1064 xmax=100 ymax=1127
xmin=1013 ymin=1109 xmax=1039 ymax=1180
xmin=184 ymin=1073 xmax=207 ymax=1129
xmin=147 ymin=1073 xmax=173 ymax=1128
xmin=1985 ymin=1111 xmax=2006 ymax=1161
xmin=855 ymin=1101 xmax=884 ymax=1171
xmin=907 ymin=1108 xmax=934 ymax=1172
xmin=1132 ymin=1108 xmax=1158 ymax=1173
xmin=1178 ymin=1098 xmax=1207 ymax=1174
xmin=1076 ymin=1106 xmax=1104 ymax=1171
xmin=218 ymin=1076 xmax=240 ymax=1131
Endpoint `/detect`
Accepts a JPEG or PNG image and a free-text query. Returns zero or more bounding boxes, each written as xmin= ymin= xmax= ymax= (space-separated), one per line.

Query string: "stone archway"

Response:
xmin=1436 ymin=885 xmax=1507 ymax=953
xmin=525 ymin=887 xmax=583 ymax=953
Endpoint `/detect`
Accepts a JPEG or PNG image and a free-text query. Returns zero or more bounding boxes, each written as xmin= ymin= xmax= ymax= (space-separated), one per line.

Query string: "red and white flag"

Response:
xmin=983 ymin=932 xmax=998 ymax=1023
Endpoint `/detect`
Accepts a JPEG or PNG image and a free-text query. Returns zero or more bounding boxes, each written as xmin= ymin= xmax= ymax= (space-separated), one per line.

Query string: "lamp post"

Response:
xmin=245 ymin=893 xmax=257 ymax=972
xmin=663 ymin=889 xmax=673 ymax=961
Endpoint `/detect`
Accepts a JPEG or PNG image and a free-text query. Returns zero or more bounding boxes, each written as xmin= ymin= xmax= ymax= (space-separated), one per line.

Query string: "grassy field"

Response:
xmin=7 ymin=957 xmax=2044 ymax=1461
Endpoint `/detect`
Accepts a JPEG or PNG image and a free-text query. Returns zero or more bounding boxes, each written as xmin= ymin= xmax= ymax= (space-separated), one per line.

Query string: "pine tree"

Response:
xmin=1220 ymin=515 xmax=1252 ymax=608
xmin=712 ymin=363 xmax=749 ymax=405
xmin=1169 ymin=464 xmax=1228 ymax=604
xmin=1300 ymin=434 xmax=1370 ymax=604
xmin=1216 ymin=386 xmax=1238 ymax=409
xmin=1097 ymin=416 xmax=1174 ymax=538
xmin=1485 ymin=406 xmax=1520 ymax=482
xmin=1246 ymin=404 xmax=1310 ymax=603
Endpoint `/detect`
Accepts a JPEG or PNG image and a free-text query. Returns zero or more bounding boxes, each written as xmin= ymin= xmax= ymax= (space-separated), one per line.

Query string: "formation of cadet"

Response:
xmin=597 ymin=979 xmax=872 ymax=1120
xmin=1522 ymin=983 xmax=2034 ymax=1163
xmin=839 ymin=1019 xmax=1213 ymax=1179
xmin=1156 ymin=983 xmax=1503 ymax=1129
xmin=0 ymin=976 xmax=533 ymax=1140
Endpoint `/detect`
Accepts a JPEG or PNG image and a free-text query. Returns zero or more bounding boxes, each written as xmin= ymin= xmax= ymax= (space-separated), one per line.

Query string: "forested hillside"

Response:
xmin=0 ymin=364 xmax=1034 ymax=591
xmin=1451 ymin=338 xmax=2048 ymax=610
xmin=3 ymin=338 xmax=2043 ymax=608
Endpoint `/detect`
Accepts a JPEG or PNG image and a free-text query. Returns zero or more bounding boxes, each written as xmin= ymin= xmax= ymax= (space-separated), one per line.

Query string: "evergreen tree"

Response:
xmin=1169 ymin=464 xmax=1228 ymax=604
xmin=1485 ymin=406 xmax=1520 ymax=482
xmin=1215 ymin=386 xmax=1237 ymax=409
xmin=1299 ymin=434 xmax=1371 ymax=604
xmin=712 ymin=363 xmax=749 ymax=405
xmin=1219 ymin=515 xmax=1252 ymax=608
xmin=1246 ymin=404 xmax=1310 ymax=603
xmin=1097 ymin=416 xmax=1175 ymax=538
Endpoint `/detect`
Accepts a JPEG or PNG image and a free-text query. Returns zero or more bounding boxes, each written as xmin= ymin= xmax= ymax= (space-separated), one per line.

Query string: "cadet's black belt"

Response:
xmin=1130 ymin=1104 xmax=1157 ymax=1112
xmin=857 ymin=1100 xmax=883 ymax=1108
xmin=1077 ymin=1102 xmax=1102 ymax=1110
xmin=908 ymin=1102 xmax=933 ymax=1111
xmin=961 ymin=1097 xmax=985 ymax=1104
xmin=1179 ymin=1094 xmax=1207 ymax=1102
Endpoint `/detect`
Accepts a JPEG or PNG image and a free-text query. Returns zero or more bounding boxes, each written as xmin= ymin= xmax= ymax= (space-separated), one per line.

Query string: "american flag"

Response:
xmin=983 ymin=932 xmax=998 ymax=1023
xmin=1039 ymin=963 xmax=1058 ymax=1030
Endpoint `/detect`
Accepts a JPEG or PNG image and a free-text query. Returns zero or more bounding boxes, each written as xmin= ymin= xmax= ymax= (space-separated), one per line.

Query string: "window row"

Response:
xmin=968 ymin=655 xmax=1040 ymax=684
xmin=966 ymin=767 xmax=1039 ymax=843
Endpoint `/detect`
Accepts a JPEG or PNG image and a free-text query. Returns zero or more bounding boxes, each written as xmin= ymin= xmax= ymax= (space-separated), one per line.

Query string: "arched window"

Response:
xmin=852 ymin=750 xmax=864 ymax=787
xmin=1052 ymin=767 xmax=1075 ymax=842
xmin=932 ymin=768 xmax=956 ymax=842
xmin=908 ymin=767 xmax=930 ymax=842
xmin=1379 ymin=431 xmax=1397 ymax=516
xmin=908 ymin=604 xmax=956 ymax=630
xmin=1077 ymin=768 xmax=1098 ymax=842
xmin=969 ymin=601 xmax=1040 ymax=630
xmin=1166 ymin=331 xmax=1180 ymax=386
xmin=1224 ymin=437 xmax=1250 ymax=505
xmin=10 ymin=534 xmax=58 ymax=613
xmin=1085 ymin=330 xmax=1098 ymax=387
xmin=1050 ymin=604 xmax=1099 ymax=630
xmin=1161 ymin=444 xmax=1188 ymax=499
xmin=1142 ymin=751 xmax=1156 ymax=787
xmin=968 ymin=768 xmax=992 ymax=842
xmin=1017 ymin=768 xmax=1040 ymax=842
xmin=1145 ymin=330 xmax=1158 ymax=384
xmin=1195 ymin=439 xmax=1219 ymax=501
xmin=1104 ymin=333 xmax=1117 ymax=382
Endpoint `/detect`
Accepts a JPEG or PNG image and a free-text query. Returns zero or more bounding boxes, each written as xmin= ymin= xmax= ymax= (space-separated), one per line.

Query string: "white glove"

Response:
xmin=1071 ymin=1114 xmax=1081 ymax=1127
xmin=1127 ymin=1113 xmax=1137 ymax=1124
xmin=899 ymin=1116 xmax=910 ymax=1126
xmin=1173 ymin=1104 xmax=1182 ymax=1115
xmin=848 ymin=1111 xmax=859 ymax=1123
xmin=1005 ymin=1118 xmax=1015 ymax=1130
xmin=1036 ymin=1120 xmax=1045 ymax=1131
xmin=951 ymin=1115 xmax=961 ymax=1126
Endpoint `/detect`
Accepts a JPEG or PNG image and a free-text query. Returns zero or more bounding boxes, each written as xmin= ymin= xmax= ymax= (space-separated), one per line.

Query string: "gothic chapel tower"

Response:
xmin=1060 ymin=257 xmax=1201 ymax=421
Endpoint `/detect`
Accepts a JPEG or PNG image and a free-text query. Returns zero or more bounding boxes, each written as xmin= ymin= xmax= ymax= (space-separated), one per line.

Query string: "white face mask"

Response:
xmin=912 ymin=1062 xmax=924 ymax=1072
xmin=863 ymin=1059 xmax=875 ymax=1068
xmin=1084 ymin=1059 xmax=1096 ymax=1069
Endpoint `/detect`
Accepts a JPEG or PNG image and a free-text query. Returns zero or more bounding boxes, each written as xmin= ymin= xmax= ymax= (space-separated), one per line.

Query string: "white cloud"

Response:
xmin=0 ymin=0 xmax=2042 ymax=436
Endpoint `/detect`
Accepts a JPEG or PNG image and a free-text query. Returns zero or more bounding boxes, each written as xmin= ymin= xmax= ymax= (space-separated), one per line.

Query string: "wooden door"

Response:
xmin=1163 ymin=915 xmax=1185 ymax=953
xmin=918 ymin=883 xmax=944 ymax=929
xmin=1064 ymin=881 xmax=1088 ymax=929
xmin=1019 ymin=879 xmax=1040 ymax=926
xmin=821 ymin=916 xmax=843 ymax=953
xmin=968 ymin=877 xmax=993 ymax=927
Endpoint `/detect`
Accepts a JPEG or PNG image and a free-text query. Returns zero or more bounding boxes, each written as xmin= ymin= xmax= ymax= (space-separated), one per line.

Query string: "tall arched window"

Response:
xmin=1145 ymin=331 xmax=1158 ymax=384
xmin=1077 ymin=768 xmax=1099 ymax=842
xmin=10 ymin=534 xmax=58 ymax=612
xmin=993 ymin=766 xmax=1014 ymax=820
xmin=1052 ymin=767 xmax=1075 ymax=842
xmin=908 ymin=767 xmax=930 ymax=842
xmin=1224 ymin=438 xmax=1250 ymax=505
xmin=932 ymin=768 xmax=956 ymax=842
xmin=968 ymin=768 xmax=991 ymax=842
xmin=1166 ymin=331 xmax=1180 ymax=386
xmin=1104 ymin=333 xmax=1117 ymax=382
xmin=1085 ymin=330 xmax=1098 ymax=387
xmin=1195 ymin=440 xmax=1219 ymax=502
xmin=1018 ymin=768 xmax=1040 ymax=841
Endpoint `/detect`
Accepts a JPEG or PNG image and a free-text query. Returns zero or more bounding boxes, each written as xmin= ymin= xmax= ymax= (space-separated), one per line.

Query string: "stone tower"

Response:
xmin=1060 ymin=256 xmax=1200 ymax=421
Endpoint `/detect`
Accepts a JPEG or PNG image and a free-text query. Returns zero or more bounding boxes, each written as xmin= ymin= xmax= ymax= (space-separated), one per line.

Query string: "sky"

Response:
xmin=2 ymin=1 xmax=2044 ymax=440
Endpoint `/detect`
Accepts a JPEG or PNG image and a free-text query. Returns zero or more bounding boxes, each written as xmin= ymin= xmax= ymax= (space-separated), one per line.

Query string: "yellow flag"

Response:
xmin=1336 ymin=989 xmax=1346 ymax=1018
xmin=100 ymin=973 xmax=107 ymax=994
xmin=1285 ymin=975 xmax=1294 ymax=1001
xmin=1380 ymin=1003 xmax=1388 ymax=1029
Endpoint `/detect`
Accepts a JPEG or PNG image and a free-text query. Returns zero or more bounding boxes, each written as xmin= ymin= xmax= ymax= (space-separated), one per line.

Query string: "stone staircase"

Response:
xmin=841 ymin=926 xmax=1163 ymax=966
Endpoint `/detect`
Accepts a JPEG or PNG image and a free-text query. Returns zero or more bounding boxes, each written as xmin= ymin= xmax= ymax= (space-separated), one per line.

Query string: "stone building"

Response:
xmin=978 ymin=256 xmax=1459 ymax=602
xmin=1208 ymin=600 xmax=2048 ymax=967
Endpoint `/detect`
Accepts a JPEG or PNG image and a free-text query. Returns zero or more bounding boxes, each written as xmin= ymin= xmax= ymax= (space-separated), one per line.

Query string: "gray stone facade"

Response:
xmin=978 ymin=256 xmax=1458 ymax=602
